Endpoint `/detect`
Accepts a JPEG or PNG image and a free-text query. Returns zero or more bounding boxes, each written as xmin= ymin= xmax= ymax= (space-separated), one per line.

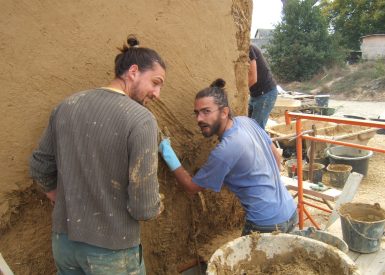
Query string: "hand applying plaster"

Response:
xmin=159 ymin=138 xmax=181 ymax=171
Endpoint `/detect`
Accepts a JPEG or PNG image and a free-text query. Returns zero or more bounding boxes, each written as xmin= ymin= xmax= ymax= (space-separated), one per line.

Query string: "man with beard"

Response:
xmin=30 ymin=35 xmax=165 ymax=274
xmin=159 ymin=78 xmax=297 ymax=235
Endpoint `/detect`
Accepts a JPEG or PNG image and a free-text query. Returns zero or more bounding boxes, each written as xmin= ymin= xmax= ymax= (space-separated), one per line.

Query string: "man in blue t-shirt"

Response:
xmin=159 ymin=78 xmax=297 ymax=235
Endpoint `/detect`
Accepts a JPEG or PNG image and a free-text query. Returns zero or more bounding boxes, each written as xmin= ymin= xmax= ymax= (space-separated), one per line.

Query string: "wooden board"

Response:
xmin=325 ymin=172 xmax=363 ymax=229
xmin=282 ymin=176 xmax=341 ymax=201
xmin=0 ymin=253 xmax=13 ymax=275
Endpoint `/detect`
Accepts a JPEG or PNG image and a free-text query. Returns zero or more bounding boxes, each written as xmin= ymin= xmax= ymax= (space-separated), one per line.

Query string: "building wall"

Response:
xmin=0 ymin=1 xmax=251 ymax=273
xmin=361 ymin=35 xmax=385 ymax=60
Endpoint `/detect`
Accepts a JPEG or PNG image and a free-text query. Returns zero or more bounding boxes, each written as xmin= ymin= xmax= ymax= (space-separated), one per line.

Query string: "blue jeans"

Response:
xmin=242 ymin=210 xmax=298 ymax=236
xmin=52 ymin=233 xmax=145 ymax=275
xmin=248 ymin=87 xmax=278 ymax=130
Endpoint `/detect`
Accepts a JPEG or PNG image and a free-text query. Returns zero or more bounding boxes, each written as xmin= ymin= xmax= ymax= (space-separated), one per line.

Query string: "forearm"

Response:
xmin=173 ymin=167 xmax=204 ymax=196
xmin=270 ymin=143 xmax=283 ymax=171
xmin=30 ymin=152 xmax=57 ymax=192
xmin=248 ymin=59 xmax=257 ymax=87
xmin=159 ymin=138 xmax=204 ymax=195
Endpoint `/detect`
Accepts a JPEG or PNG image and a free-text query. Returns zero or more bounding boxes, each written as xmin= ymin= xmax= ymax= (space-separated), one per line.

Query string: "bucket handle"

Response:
xmin=343 ymin=214 xmax=380 ymax=241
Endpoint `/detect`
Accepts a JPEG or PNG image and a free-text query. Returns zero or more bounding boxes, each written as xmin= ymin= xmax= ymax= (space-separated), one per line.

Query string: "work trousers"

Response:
xmin=248 ymin=87 xmax=278 ymax=130
xmin=52 ymin=233 xmax=145 ymax=275
xmin=242 ymin=210 xmax=298 ymax=236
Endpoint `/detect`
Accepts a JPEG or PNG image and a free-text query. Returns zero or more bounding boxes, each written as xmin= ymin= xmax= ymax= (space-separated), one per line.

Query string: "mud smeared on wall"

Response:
xmin=0 ymin=0 xmax=251 ymax=273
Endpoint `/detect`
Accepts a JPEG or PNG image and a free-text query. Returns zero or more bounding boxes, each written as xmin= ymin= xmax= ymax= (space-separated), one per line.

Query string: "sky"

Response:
xmin=250 ymin=0 xmax=283 ymax=38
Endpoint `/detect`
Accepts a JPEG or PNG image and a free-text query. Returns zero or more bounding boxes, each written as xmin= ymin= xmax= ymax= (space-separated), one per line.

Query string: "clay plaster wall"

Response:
xmin=0 ymin=0 xmax=251 ymax=273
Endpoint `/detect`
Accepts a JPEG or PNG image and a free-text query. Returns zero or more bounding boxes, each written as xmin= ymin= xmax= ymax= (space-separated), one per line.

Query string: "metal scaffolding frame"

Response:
xmin=284 ymin=111 xmax=385 ymax=229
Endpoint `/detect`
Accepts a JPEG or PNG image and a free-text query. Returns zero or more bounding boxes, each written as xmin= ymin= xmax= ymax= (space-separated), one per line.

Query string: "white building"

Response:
xmin=361 ymin=34 xmax=385 ymax=60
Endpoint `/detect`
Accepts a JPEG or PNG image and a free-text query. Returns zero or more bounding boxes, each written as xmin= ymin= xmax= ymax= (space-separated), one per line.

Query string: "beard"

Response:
xmin=198 ymin=118 xmax=221 ymax=138
xmin=130 ymin=82 xmax=145 ymax=105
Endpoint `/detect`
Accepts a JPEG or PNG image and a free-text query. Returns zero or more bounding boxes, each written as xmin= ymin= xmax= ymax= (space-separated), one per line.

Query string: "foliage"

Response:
xmin=320 ymin=0 xmax=385 ymax=50
xmin=266 ymin=0 xmax=345 ymax=82
xmin=283 ymin=61 xmax=385 ymax=96
xmin=374 ymin=59 xmax=385 ymax=78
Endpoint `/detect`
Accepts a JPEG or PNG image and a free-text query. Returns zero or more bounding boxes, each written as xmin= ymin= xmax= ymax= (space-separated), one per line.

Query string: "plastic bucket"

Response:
xmin=326 ymin=146 xmax=373 ymax=176
xmin=339 ymin=203 xmax=385 ymax=253
xmin=303 ymin=163 xmax=325 ymax=182
xmin=327 ymin=164 xmax=353 ymax=188
xmin=315 ymin=95 xmax=330 ymax=107
xmin=207 ymin=233 xmax=359 ymax=274
xmin=291 ymin=227 xmax=349 ymax=253
xmin=285 ymin=159 xmax=306 ymax=178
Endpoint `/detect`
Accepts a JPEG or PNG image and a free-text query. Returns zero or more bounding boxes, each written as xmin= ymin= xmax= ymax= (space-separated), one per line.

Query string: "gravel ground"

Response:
xmin=329 ymin=99 xmax=385 ymax=119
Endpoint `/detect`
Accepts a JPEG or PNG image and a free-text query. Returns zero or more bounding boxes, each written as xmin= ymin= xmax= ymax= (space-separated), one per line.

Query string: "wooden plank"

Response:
xmin=354 ymin=246 xmax=385 ymax=275
xmin=282 ymin=176 xmax=341 ymax=201
xmin=0 ymin=253 xmax=14 ymax=275
xmin=325 ymin=172 xmax=363 ymax=229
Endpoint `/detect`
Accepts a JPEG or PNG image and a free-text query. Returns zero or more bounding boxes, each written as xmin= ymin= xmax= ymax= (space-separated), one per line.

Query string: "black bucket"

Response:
xmin=326 ymin=146 xmax=373 ymax=176
xmin=339 ymin=203 xmax=385 ymax=253
xmin=315 ymin=95 xmax=330 ymax=107
xmin=369 ymin=118 xmax=385 ymax=135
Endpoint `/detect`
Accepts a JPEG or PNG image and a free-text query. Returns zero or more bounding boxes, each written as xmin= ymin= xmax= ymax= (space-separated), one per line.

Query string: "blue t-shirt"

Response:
xmin=192 ymin=116 xmax=296 ymax=226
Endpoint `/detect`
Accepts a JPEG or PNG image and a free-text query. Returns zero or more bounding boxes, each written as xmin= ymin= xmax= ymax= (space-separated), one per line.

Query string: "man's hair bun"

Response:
xmin=127 ymin=35 xmax=139 ymax=47
xmin=210 ymin=78 xmax=226 ymax=88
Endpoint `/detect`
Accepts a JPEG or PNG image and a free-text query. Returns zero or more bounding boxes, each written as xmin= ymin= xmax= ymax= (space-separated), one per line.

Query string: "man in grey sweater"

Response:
xmin=29 ymin=35 xmax=165 ymax=274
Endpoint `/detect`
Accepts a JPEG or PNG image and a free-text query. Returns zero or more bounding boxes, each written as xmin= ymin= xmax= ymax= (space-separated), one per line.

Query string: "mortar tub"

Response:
xmin=326 ymin=146 xmax=373 ymax=176
xmin=271 ymin=96 xmax=302 ymax=116
xmin=339 ymin=203 xmax=385 ymax=253
xmin=291 ymin=227 xmax=349 ymax=253
xmin=308 ymin=124 xmax=378 ymax=161
xmin=343 ymin=115 xmax=366 ymax=120
xmin=267 ymin=119 xmax=337 ymax=148
xmin=327 ymin=164 xmax=353 ymax=188
xmin=322 ymin=124 xmax=378 ymax=146
xmin=206 ymin=233 xmax=359 ymax=275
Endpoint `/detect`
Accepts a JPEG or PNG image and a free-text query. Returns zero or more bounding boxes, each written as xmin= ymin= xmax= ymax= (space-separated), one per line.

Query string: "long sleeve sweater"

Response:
xmin=30 ymin=88 xmax=160 ymax=249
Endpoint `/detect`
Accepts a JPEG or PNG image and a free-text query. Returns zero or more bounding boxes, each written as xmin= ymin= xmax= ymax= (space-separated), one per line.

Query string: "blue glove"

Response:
xmin=159 ymin=138 xmax=181 ymax=171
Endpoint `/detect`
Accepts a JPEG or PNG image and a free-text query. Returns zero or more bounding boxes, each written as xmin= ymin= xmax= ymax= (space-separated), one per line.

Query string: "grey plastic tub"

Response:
xmin=326 ymin=146 xmax=373 ymax=176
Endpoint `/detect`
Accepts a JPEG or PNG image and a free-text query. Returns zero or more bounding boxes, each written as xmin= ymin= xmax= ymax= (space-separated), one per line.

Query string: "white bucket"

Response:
xmin=206 ymin=233 xmax=359 ymax=275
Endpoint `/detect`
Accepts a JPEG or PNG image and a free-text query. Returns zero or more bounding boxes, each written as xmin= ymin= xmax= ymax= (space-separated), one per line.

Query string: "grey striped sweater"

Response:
xmin=30 ymin=88 xmax=160 ymax=249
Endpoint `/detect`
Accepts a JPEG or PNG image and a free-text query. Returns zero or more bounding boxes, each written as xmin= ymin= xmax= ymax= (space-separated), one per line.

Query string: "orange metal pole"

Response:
xmin=285 ymin=110 xmax=292 ymax=125
xmin=303 ymin=206 xmax=321 ymax=230
xmin=304 ymin=201 xmax=332 ymax=213
xmin=286 ymin=112 xmax=385 ymax=129
xmin=284 ymin=111 xmax=385 ymax=231
xmin=295 ymin=118 xmax=304 ymax=229
xmin=303 ymin=136 xmax=385 ymax=154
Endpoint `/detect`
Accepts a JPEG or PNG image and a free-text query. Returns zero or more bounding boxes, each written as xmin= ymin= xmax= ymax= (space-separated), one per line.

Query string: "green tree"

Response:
xmin=266 ymin=0 xmax=344 ymax=81
xmin=321 ymin=0 xmax=385 ymax=50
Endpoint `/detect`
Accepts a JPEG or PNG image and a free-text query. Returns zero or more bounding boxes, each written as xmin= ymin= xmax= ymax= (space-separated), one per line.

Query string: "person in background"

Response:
xmin=30 ymin=35 xmax=166 ymax=274
xmin=248 ymin=45 xmax=278 ymax=130
xmin=159 ymin=78 xmax=297 ymax=236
